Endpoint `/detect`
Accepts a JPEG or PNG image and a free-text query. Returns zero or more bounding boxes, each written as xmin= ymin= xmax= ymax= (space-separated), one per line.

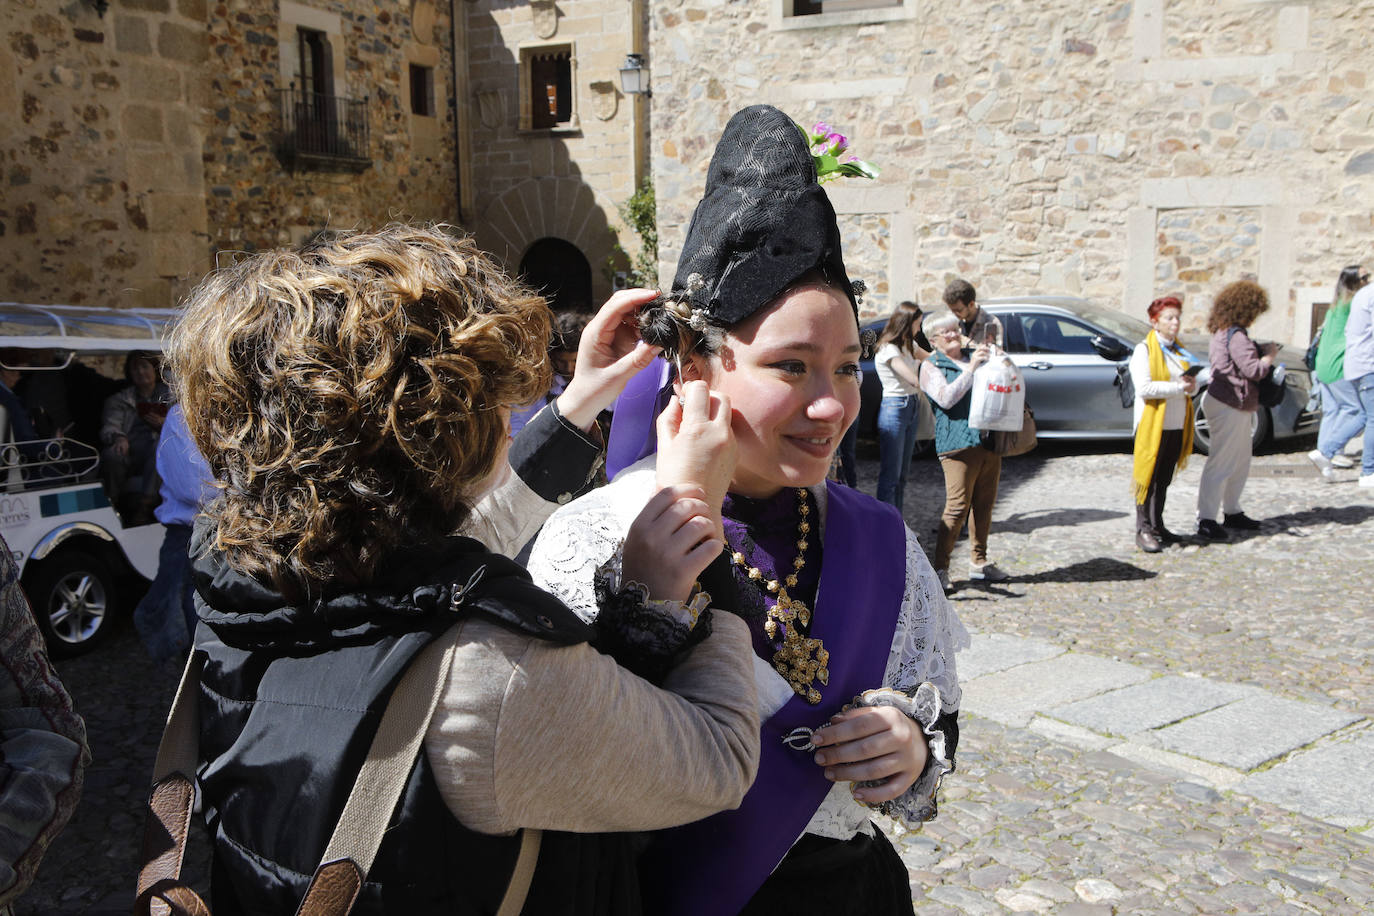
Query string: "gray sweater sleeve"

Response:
xmin=424 ymin=613 xmax=760 ymax=835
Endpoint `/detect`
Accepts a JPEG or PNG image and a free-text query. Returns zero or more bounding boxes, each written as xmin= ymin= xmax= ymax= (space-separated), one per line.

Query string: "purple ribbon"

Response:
xmin=639 ymin=481 xmax=908 ymax=915
xmin=606 ymin=358 xmax=674 ymax=481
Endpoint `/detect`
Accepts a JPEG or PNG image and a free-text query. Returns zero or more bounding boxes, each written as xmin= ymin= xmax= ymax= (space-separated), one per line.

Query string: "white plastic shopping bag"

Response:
xmin=968 ymin=355 xmax=1026 ymax=431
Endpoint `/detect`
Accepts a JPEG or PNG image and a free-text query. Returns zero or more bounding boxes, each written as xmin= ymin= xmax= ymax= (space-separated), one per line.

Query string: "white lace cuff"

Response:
xmin=783 ymin=683 xmax=952 ymax=828
xmin=851 ymin=683 xmax=952 ymax=827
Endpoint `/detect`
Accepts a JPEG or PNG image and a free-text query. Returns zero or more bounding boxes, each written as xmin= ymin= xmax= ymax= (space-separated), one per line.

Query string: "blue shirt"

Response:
xmin=1346 ymin=284 xmax=1374 ymax=381
xmin=154 ymin=404 xmax=214 ymax=527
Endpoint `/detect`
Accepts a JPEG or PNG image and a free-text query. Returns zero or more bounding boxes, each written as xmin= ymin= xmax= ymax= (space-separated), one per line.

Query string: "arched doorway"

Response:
xmin=519 ymin=237 xmax=593 ymax=313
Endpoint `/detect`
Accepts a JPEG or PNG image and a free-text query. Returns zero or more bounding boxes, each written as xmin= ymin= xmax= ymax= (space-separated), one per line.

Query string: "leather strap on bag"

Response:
xmin=135 ymin=623 xmax=543 ymax=916
xmin=135 ymin=651 xmax=205 ymax=916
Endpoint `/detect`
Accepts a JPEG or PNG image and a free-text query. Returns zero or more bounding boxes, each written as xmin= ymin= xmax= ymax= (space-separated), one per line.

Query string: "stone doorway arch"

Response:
xmin=470 ymin=176 xmax=627 ymax=307
xmin=519 ymin=237 xmax=593 ymax=313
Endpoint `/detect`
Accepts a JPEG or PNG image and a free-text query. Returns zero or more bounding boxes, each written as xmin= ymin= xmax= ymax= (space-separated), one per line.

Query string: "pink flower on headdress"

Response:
xmin=826 ymin=132 xmax=848 ymax=154
xmin=813 ymin=121 xmax=831 ymax=136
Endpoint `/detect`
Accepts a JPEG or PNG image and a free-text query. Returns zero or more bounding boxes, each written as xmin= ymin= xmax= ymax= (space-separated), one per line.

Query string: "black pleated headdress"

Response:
xmin=670 ymin=105 xmax=858 ymax=326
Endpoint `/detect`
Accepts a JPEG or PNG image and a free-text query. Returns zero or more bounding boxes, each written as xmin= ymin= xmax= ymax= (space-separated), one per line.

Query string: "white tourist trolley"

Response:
xmin=0 ymin=303 xmax=173 ymax=656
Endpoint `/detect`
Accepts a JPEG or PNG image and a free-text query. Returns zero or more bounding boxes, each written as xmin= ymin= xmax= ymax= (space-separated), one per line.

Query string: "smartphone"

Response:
xmin=1182 ymin=364 xmax=1204 ymax=378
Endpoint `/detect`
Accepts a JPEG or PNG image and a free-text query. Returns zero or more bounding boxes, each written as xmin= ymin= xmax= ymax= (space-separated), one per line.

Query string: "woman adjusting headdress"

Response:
xmin=529 ymin=105 xmax=967 ymax=916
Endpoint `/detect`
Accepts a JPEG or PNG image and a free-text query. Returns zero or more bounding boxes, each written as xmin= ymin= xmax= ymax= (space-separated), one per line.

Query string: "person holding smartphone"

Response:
xmin=1129 ymin=296 xmax=1200 ymax=553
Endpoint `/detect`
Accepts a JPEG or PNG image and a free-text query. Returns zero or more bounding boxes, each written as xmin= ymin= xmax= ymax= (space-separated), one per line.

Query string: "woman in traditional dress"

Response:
xmin=1128 ymin=296 xmax=1198 ymax=553
xmin=529 ymin=106 xmax=965 ymax=916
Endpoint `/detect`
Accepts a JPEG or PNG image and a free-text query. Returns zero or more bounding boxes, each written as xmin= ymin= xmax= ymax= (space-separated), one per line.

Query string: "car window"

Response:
xmin=1064 ymin=303 xmax=1152 ymax=343
xmin=998 ymin=315 xmax=1027 ymax=353
xmin=1021 ymin=315 xmax=1099 ymax=355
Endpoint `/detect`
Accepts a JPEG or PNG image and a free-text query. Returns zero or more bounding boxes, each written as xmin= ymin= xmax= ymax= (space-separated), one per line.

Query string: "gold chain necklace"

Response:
xmin=728 ymin=488 xmax=830 ymax=705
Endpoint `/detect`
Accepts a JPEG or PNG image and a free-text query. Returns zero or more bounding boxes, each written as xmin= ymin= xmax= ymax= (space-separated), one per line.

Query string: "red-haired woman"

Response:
xmin=1128 ymin=296 xmax=1199 ymax=552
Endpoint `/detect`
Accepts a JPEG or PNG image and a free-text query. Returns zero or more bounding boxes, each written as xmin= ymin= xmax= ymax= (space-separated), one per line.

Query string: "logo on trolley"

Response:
xmin=0 ymin=496 xmax=32 ymax=529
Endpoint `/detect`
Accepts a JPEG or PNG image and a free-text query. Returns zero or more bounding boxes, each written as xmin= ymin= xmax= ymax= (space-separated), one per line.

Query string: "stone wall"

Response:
xmin=461 ymin=0 xmax=648 ymax=306
xmin=649 ymin=0 xmax=1374 ymax=342
xmin=1 ymin=0 xmax=210 ymax=308
xmin=1 ymin=0 xmax=459 ymax=310
xmin=204 ymin=0 xmax=458 ymax=257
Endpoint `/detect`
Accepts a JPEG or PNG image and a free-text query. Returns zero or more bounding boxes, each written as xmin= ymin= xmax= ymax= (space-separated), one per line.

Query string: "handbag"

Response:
xmin=981 ymin=404 xmax=1037 ymax=456
xmin=1303 ymin=325 xmax=1322 ymax=372
xmin=1225 ymin=327 xmax=1286 ymax=409
xmin=1257 ymin=368 xmax=1286 ymax=408
xmin=1114 ymin=362 xmax=1134 ymax=408
xmin=134 ymin=625 xmax=541 ymax=916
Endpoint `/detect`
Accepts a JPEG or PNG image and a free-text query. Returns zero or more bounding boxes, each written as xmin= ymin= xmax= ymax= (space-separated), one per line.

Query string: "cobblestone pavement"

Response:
xmin=17 ymin=438 xmax=1374 ymax=914
xmin=860 ymin=436 xmax=1374 ymax=913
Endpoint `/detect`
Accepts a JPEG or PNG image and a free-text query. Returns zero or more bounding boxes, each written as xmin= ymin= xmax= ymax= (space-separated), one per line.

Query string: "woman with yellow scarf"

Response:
xmin=1130 ymin=296 xmax=1199 ymax=552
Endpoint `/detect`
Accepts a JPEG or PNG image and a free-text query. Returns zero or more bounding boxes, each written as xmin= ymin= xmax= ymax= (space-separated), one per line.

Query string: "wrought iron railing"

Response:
xmin=1 ymin=438 xmax=100 ymax=494
xmin=276 ymin=88 xmax=371 ymax=171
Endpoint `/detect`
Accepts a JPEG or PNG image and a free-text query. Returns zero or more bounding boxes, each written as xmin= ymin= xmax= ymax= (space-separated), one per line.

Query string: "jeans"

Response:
xmin=1353 ymin=373 xmax=1374 ymax=476
xmin=1316 ymin=379 xmax=1366 ymax=459
xmin=837 ymin=420 xmax=859 ymax=488
xmin=132 ymin=524 xmax=196 ymax=664
xmin=876 ymin=395 xmax=919 ymax=509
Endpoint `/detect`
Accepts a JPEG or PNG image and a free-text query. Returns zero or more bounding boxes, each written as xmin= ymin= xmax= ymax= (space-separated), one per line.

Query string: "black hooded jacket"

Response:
xmin=191 ymin=525 xmax=647 ymax=915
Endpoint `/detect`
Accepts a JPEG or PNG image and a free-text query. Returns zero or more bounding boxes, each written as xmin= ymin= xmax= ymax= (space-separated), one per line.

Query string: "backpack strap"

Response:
xmin=135 ymin=624 xmax=542 ymax=916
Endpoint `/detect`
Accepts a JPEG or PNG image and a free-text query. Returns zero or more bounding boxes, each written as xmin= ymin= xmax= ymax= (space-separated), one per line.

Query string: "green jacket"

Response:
xmin=1314 ymin=301 xmax=1350 ymax=385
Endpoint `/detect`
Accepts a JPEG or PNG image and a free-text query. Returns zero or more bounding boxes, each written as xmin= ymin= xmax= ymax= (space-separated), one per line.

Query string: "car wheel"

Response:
xmin=1191 ymin=390 xmax=1270 ymax=457
xmin=24 ymin=550 xmax=118 ymax=658
xmin=1192 ymin=392 xmax=1211 ymax=455
xmin=1250 ymin=406 xmax=1271 ymax=451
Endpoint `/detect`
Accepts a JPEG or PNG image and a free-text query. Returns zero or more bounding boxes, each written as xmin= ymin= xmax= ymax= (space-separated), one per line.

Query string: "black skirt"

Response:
xmin=738 ymin=828 xmax=915 ymax=916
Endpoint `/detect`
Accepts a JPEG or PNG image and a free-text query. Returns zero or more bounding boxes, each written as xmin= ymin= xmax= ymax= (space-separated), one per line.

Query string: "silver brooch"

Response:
xmin=851 ymin=278 xmax=867 ymax=306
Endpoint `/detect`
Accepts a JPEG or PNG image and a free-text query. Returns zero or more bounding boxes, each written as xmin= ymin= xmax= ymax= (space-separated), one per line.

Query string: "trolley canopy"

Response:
xmin=0 ymin=303 xmax=173 ymax=354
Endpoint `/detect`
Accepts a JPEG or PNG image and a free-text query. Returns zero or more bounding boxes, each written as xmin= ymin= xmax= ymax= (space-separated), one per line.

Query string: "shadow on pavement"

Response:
xmin=993 ymin=507 xmax=1128 ymax=534
xmin=1011 ymin=557 xmax=1158 ymax=585
xmin=1262 ymin=504 xmax=1374 ymax=531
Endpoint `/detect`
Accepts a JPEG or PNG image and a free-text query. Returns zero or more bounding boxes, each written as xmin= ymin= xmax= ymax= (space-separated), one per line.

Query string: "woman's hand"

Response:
xmin=622 ymin=484 xmax=723 ymax=603
xmin=556 ymin=288 xmax=663 ymax=431
xmin=1181 ymin=374 xmax=1198 ymax=395
xmin=655 ymin=381 xmax=735 ymax=540
xmin=810 ymin=705 xmax=929 ymax=804
xmin=968 ymin=344 xmax=991 ymax=370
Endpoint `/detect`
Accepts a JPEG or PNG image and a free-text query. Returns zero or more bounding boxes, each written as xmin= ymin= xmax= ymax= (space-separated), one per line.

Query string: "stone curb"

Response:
xmin=957 ymin=631 xmax=1374 ymax=831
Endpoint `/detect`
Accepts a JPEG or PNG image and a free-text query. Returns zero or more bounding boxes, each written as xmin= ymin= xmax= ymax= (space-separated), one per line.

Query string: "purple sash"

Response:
xmin=639 ymin=481 xmax=907 ymax=916
xmin=606 ymin=358 xmax=673 ymax=480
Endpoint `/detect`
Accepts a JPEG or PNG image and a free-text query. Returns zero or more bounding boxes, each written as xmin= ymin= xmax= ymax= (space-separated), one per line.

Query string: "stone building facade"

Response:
xmin=649 ymin=0 xmax=1374 ymax=342
xmin=2 ymin=0 xmax=459 ymax=309
xmin=456 ymin=0 xmax=650 ymax=311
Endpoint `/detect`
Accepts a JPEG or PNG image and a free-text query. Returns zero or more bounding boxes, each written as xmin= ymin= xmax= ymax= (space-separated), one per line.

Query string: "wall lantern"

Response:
xmin=618 ymin=53 xmax=651 ymax=98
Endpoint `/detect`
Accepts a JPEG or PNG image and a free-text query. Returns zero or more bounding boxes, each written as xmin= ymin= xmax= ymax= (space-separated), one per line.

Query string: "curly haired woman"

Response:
xmin=163 ymin=225 xmax=759 ymax=915
xmin=1195 ymin=279 xmax=1277 ymax=541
